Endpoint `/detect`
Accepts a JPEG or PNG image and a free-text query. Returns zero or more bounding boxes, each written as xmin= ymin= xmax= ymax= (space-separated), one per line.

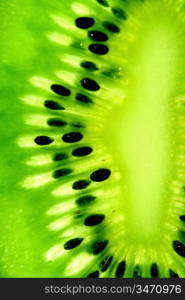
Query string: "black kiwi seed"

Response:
xmin=88 ymin=31 xmax=108 ymax=42
xmin=62 ymin=132 xmax=83 ymax=143
xmin=76 ymin=195 xmax=96 ymax=206
xmin=173 ymin=240 xmax=185 ymax=257
xmin=133 ymin=266 xmax=142 ymax=278
xmin=111 ymin=7 xmax=127 ymax=20
xmin=150 ymin=263 xmax=159 ymax=278
xmin=169 ymin=269 xmax=179 ymax=278
xmin=81 ymin=78 xmax=100 ymax=91
xmin=64 ymin=238 xmax=84 ymax=250
xmin=72 ymin=180 xmax=91 ymax=190
xmin=72 ymin=146 xmax=93 ymax=157
xmin=76 ymin=93 xmax=93 ymax=104
xmin=84 ymin=214 xmax=105 ymax=226
xmin=103 ymin=21 xmax=120 ymax=33
xmin=180 ymin=215 xmax=185 ymax=222
xmin=92 ymin=240 xmax=108 ymax=255
xmin=53 ymin=168 xmax=72 ymax=178
xmin=44 ymin=100 xmax=65 ymax=110
xmin=100 ymin=256 xmax=113 ymax=272
xmin=115 ymin=260 xmax=126 ymax=278
xmin=89 ymin=44 xmax=109 ymax=55
xmin=50 ymin=84 xmax=71 ymax=96
xmin=34 ymin=136 xmax=54 ymax=145
xmin=75 ymin=17 xmax=95 ymax=29
xmin=87 ymin=271 xmax=99 ymax=278
xmin=96 ymin=0 xmax=109 ymax=7
xmin=80 ymin=61 xmax=99 ymax=71
xmin=90 ymin=168 xmax=111 ymax=182
xmin=47 ymin=118 xmax=67 ymax=127
xmin=53 ymin=153 xmax=68 ymax=161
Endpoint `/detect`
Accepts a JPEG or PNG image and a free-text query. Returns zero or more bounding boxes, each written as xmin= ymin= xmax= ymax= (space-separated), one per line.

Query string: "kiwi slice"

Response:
xmin=1 ymin=0 xmax=185 ymax=278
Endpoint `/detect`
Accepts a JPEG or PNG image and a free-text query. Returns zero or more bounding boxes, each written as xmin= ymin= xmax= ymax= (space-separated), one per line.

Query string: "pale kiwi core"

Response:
xmin=105 ymin=8 xmax=183 ymax=242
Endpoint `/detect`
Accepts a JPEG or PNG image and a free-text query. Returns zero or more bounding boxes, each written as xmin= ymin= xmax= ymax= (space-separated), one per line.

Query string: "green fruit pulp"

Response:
xmin=0 ymin=0 xmax=185 ymax=278
xmin=106 ymin=3 xmax=185 ymax=241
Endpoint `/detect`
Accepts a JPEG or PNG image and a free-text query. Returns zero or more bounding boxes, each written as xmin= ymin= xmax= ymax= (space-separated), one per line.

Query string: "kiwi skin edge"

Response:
xmin=0 ymin=0 xmax=185 ymax=278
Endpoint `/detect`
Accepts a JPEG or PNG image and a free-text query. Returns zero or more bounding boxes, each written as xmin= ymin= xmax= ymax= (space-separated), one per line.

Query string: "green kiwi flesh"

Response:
xmin=0 ymin=0 xmax=185 ymax=278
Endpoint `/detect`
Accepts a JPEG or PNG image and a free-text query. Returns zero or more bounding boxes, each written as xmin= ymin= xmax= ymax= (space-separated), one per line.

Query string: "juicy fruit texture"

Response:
xmin=1 ymin=0 xmax=185 ymax=278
